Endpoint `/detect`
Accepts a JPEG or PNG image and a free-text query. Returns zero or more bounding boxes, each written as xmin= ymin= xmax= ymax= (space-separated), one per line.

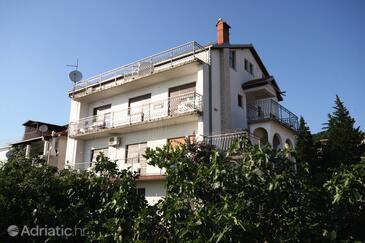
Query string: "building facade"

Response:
xmin=65 ymin=19 xmax=298 ymax=204
xmin=10 ymin=120 xmax=68 ymax=170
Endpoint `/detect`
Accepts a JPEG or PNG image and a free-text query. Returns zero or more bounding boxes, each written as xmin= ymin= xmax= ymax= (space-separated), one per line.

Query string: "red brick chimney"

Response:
xmin=216 ymin=18 xmax=231 ymax=45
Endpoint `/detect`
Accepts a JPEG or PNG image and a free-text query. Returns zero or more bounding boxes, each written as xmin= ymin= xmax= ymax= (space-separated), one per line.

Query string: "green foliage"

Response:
xmin=1 ymin=126 xmax=364 ymax=241
xmin=323 ymin=158 xmax=365 ymax=241
xmin=140 ymin=136 xmax=318 ymax=242
xmin=296 ymin=117 xmax=317 ymax=167
xmin=0 ymin=150 xmax=145 ymax=242
xmin=324 ymin=95 xmax=365 ymax=169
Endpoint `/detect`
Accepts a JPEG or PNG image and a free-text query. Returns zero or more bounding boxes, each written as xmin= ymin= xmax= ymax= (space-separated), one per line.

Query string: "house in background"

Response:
xmin=10 ymin=120 xmax=68 ymax=170
xmin=0 ymin=146 xmax=10 ymax=163
xmin=65 ymin=19 xmax=299 ymax=204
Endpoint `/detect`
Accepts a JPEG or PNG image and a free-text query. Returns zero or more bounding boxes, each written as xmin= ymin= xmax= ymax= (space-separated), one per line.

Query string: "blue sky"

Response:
xmin=0 ymin=0 xmax=364 ymax=145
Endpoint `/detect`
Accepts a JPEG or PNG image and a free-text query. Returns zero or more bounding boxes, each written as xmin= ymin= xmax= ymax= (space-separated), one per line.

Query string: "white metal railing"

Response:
xmin=71 ymin=41 xmax=207 ymax=92
xmin=69 ymin=92 xmax=203 ymax=137
xmin=67 ymin=157 xmax=165 ymax=176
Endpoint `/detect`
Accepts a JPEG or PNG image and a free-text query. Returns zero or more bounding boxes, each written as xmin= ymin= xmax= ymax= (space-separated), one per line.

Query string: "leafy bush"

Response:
xmin=0 ymin=152 xmax=145 ymax=242
xmin=1 ymin=137 xmax=364 ymax=242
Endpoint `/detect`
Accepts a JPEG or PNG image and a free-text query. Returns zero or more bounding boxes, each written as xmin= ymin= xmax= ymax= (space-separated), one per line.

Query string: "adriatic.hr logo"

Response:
xmin=7 ymin=225 xmax=19 ymax=237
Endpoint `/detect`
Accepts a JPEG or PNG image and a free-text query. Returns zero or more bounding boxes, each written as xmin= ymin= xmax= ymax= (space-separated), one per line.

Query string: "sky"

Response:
xmin=0 ymin=0 xmax=364 ymax=146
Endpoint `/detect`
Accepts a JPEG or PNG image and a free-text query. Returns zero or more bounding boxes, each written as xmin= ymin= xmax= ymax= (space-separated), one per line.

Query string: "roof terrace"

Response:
xmin=69 ymin=41 xmax=209 ymax=99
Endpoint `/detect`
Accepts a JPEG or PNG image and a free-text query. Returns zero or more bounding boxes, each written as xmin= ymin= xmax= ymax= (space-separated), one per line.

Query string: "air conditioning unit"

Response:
xmin=108 ymin=136 xmax=121 ymax=147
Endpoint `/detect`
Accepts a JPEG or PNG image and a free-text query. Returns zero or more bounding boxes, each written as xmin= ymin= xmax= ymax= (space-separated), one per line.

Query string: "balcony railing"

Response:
xmin=203 ymin=130 xmax=261 ymax=150
xmin=69 ymin=92 xmax=202 ymax=137
xmin=71 ymin=41 xmax=207 ymax=93
xmin=247 ymin=99 xmax=299 ymax=131
xmin=67 ymin=157 xmax=165 ymax=176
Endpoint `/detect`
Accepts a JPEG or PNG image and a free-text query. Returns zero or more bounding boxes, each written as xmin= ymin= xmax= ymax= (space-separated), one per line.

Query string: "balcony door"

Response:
xmin=129 ymin=94 xmax=151 ymax=123
xmin=168 ymin=82 xmax=196 ymax=115
xmin=93 ymin=104 xmax=112 ymax=128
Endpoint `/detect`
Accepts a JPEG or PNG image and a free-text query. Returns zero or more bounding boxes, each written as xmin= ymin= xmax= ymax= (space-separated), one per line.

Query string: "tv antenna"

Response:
xmin=67 ymin=58 xmax=83 ymax=84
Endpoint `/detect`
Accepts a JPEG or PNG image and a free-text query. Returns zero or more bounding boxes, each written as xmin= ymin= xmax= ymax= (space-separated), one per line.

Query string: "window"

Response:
xmin=237 ymin=94 xmax=243 ymax=107
xmin=137 ymin=188 xmax=146 ymax=197
xmin=125 ymin=142 xmax=147 ymax=164
xmin=128 ymin=94 xmax=151 ymax=116
xmin=244 ymin=59 xmax=254 ymax=75
xmin=90 ymin=147 xmax=109 ymax=165
xmin=229 ymin=50 xmax=236 ymax=69
xmin=92 ymin=104 xmax=112 ymax=128
xmin=249 ymin=63 xmax=254 ymax=75
xmin=93 ymin=104 xmax=111 ymax=116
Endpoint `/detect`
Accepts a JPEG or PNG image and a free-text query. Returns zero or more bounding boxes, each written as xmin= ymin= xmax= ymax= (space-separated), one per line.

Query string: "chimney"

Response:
xmin=216 ymin=18 xmax=231 ymax=45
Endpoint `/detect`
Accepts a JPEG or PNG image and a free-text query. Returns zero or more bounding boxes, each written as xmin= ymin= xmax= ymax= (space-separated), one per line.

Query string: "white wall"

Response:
xmin=210 ymin=47 xmax=267 ymax=133
xmin=210 ymin=50 xmax=222 ymax=133
xmin=81 ymin=121 xmax=198 ymax=170
xmin=0 ymin=147 xmax=9 ymax=163
xmin=249 ymin=121 xmax=296 ymax=148
xmin=136 ymin=180 xmax=166 ymax=205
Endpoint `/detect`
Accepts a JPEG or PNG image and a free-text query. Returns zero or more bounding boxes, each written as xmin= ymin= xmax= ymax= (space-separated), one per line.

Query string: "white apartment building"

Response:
xmin=65 ymin=19 xmax=298 ymax=204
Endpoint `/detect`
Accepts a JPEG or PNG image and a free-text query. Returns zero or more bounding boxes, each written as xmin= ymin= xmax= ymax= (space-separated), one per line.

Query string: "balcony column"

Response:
xmin=25 ymin=144 xmax=31 ymax=159
xmin=43 ymin=140 xmax=50 ymax=157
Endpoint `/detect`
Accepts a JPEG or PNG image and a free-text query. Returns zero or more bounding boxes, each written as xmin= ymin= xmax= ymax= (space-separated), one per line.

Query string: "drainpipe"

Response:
xmin=208 ymin=47 xmax=213 ymax=134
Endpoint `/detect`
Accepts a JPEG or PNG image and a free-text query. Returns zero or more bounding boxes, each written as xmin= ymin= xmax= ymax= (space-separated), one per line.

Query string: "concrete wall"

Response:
xmin=136 ymin=180 xmax=166 ymax=205
xmin=0 ymin=147 xmax=9 ymax=163
xmin=210 ymin=50 xmax=223 ymax=133
xmin=210 ymin=47 xmax=266 ymax=133
xmin=249 ymin=121 xmax=296 ymax=148
xmin=81 ymin=122 xmax=198 ymax=168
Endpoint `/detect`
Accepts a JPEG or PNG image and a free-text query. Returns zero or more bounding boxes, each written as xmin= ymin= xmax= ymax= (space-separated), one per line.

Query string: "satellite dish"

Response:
xmin=39 ymin=125 xmax=48 ymax=133
xmin=6 ymin=150 xmax=13 ymax=159
xmin=69 ymin=70 xmax=83 ymax=83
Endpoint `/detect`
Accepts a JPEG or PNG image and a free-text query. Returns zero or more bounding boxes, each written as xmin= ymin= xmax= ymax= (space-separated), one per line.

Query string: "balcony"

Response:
xmin=69 ymin=41 xmax=209 ymax=99
xmin=203 ymin=130 xmax=261 ymax=150
xmin=247 ymin=99 xmax=299 ymax=131
xmin=68 ymin=157 xmax=165 ymax=178
xmin=69 ymin=92 xmax=203 ymax=138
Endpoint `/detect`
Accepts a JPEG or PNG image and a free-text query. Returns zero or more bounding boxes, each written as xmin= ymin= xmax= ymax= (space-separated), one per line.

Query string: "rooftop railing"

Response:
xmin=69 ymin=92 xmax=202 ymax=137
xmin=247 ymin=99 xmax=299 ymax=131
xmin=71 ymin=41 xmax=207 ymax=92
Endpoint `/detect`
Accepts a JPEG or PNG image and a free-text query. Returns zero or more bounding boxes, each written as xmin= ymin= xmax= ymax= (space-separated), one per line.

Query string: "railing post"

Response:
xmin=193 ymin=93 xmax=196 ymax=111
xmin=193 ymin=42 xmax=195 ymax=58
xmin=170 ymin=51 xmax=173 ymax=67
xmin=111 ymin=111 xmax=114 ymax=128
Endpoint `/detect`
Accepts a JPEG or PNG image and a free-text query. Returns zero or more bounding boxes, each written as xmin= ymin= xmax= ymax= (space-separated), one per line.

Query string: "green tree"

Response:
xmin=0 ymin=151 xmax=145 ymax=242
xmin=324 ymin=95 xmax=365 ymax=169
xmin=140 ymin=136 xmax=320 ymax=242
xmin=296 ymin=117 xmax=317 ymax=167
xmin=324 ymin=158 xmax=365 ymax=241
